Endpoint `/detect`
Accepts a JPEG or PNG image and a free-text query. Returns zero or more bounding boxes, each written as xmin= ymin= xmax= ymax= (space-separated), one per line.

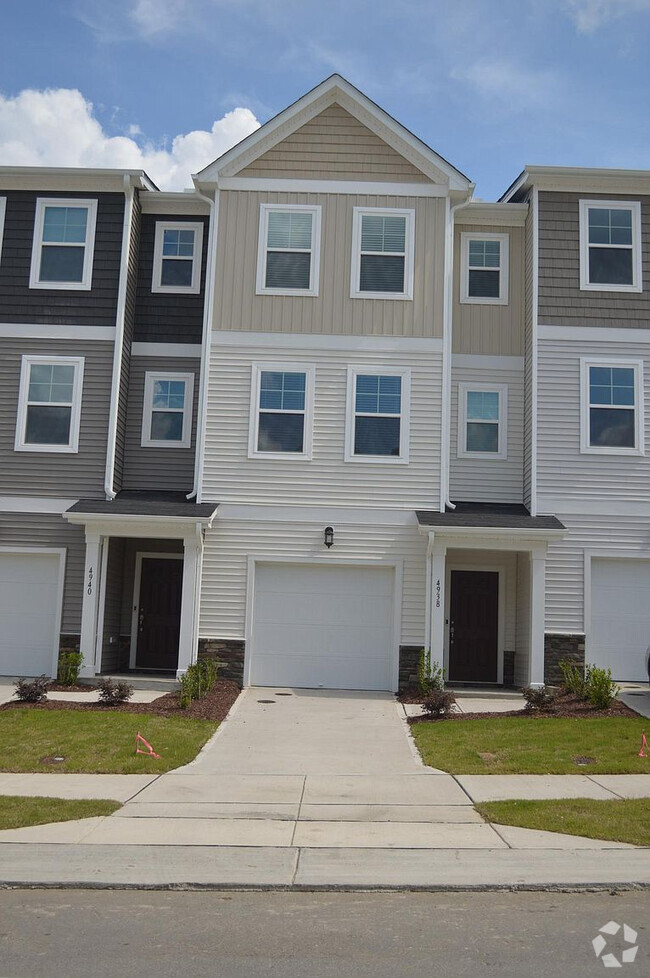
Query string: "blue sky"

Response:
xmin=1 ymin=0 xmax=649 ymax=196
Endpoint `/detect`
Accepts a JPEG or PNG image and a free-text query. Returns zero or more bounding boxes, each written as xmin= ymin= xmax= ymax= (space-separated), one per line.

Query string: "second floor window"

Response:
xmin=15 ymin=356 xmax=84 ymax=453
xmin=256 ymin=205 xmax=321 ymax=296
xmin=351 ymin=208 xmax=414 ymax=299
xmin=460 ymin=233 xmax=509 ymax=304
xmin=458 ymin=384 xmax=507 ymax=459
xmin=152 ymin=222 xmax=203 ymax=293
xmin=141 ymin=372 xmax=194 ymax=448
xmin=346 ymin=368 xmax=410 ymax=462
xmin=30 ymin=199 xmax=97 ymax=290
xmin=579 ymin=200 xmax=642 ymax=292
xmin=249 ymin=364 xmax=314 ymax=457
xmin=581 ymin=359 xmax=643 ymax=454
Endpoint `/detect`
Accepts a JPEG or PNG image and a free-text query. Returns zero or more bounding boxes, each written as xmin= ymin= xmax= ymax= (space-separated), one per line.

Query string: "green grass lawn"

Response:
xmin=411 ymin=715 xmax=650 ymax=774
xmin=0 ymin=710 xmax=218 ymax=774
xmin=0 ymin=796 xmax=121 ymax=831
xmin=478 ymin=798 xmax=650 ymax=847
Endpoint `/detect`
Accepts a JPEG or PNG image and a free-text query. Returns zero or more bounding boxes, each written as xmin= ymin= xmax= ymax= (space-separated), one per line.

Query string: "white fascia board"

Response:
xmin=140 ymin=193 xmax=210 ymax=216
xmin=501 ymin=165 xmax=650 ymax=199
xmin=455 ymin=202 xmax=528 ymax=227
xmin=420 ymin=526 xmax=565 ymax=543
xmin=211 ymin=329 xmax=443 ymax=354
xmin=131 ymin=342 xmax=202 ymax=358
xmin=539 ymin=323 xmax=650 ymax=345
xmin=0 ymin=496 xmax=79 ymax=514
xmin=0 ymin=323 xmax=115 ymax=341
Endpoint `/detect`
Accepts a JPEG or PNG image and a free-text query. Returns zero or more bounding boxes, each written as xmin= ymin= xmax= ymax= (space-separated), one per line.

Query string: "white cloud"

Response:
xmin=0 ymin=88 xmax=260 ymax=189
xmin=453 ymin=59 xmax=562 ymax=111
xmin=128 ymin=0 xmax=193 ymax=37
xmin=564 ymin=0 xmax=650 ymax=33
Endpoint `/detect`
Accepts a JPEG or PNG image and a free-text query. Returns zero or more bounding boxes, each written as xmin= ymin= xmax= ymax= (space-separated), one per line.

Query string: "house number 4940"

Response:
xmin=87 ymin=567 xmax=94 ymax=596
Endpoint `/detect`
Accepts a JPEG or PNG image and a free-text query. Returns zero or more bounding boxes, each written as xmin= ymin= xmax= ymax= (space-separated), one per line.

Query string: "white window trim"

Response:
xmin=350 ymin=207 xmax=415 ymax=301
xmin=0 ymin=197 xmax=6 ymax=264
xmin=248 ymin=362 xmax=315 ymax=460
xmin=151 ymin=221 xmax=204 ymax=294
xmin=15 ymin=355 xmax=85 ymax=454
xmin=457 ymin=383 xmax=508 ymax=460
xmin=578 ymin=199 xmax=642 ymax=293
xmin=459 ymin=231 xmax=509 ymax=305
xmin=579 ymin=357 xmax=644 ymax=456
xmin=141 ymin=371 xmax=195 ymax=449
xmin=256 ymin=204 xmax=321 ymax=297
xmin=29 ymin=198 xmax=97 ymax=291
xmin=344 ymin=366 xmax=411 ymax=464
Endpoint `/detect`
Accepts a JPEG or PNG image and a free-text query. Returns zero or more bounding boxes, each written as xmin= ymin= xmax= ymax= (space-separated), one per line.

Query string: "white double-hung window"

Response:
xmin=351 ymin=208 xmax=414 ymax=299
xmin=579 ymin=200 xmax=642 ymax=292
xmin=458 ymin=384 xmax=507 ymax=459
xmin=249 ymin=364 xmax=314 ymax=458
xmin=15 ymin=356 xmax=85 ymax=453
xmin=152 ymin=222 xmax=203 ymax=293
xmin=30 ymin=199 xmax=97 ymax=289
xmin=141 ymin=372 xmax=194 ymax=448
xmin=256 ymin=205 xmax=321 ymax=296
xmin=580 ymin=359 xmax=643 ymax=454
xmin=345 ymin=367 xmax=410 ymax=462
xmin=460 ymin=232 xmax=509 ymax=304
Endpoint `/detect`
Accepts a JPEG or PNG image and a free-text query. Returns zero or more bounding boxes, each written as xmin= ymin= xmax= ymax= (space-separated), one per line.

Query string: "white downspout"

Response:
xmin=104 ymin=175 xmax=135 ymax=499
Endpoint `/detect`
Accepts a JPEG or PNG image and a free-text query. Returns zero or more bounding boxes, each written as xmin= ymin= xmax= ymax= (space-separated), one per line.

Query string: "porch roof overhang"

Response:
xmin=63 ymin=492 xmax=219 ymax=537
xmin=416 ymin=503 xmax=566 ymax=544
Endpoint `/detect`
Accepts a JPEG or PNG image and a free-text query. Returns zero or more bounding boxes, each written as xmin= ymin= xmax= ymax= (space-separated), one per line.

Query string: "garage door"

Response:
xmin=0 ymin=553 xmax=62 ymax=677
xmin=250 ymin=563 xmax=395 ymax=690
xmin=591 ymin=558 xmax=650 ymax=681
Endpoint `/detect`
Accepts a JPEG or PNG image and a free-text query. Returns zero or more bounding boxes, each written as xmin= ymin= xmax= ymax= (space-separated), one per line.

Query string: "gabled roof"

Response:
xmin=195 ymin=74 xmax=473 ymax=192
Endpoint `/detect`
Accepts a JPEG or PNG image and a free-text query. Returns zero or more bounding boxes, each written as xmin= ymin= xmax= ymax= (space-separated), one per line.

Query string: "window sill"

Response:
xmin=579 ymin=283 xmax=642 ymax=294
xmin=457 ymin=450 xmax=508 ymax=461
xmin=344 ymin=453 xmax=409 ymax=464
xmin=350 ymin=290 xmax=412 ymax=301
xmin=460 ymin=295 xmax=508 ymax=306
xmin=28 ymin=281 xmax=92 ymax=291
xmin=14 ymin=444 xmax=78 ymax=454
xmin=579 ymin=446 xmax=644 ymax=457
xmin=255 ymin=287 xmax=318 ymax=297
xmin=151 ymin=284 xmax=201 ymax=295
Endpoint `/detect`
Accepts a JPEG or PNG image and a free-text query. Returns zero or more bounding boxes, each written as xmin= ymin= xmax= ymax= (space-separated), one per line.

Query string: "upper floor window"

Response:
xmin=152 ymin=222 xmax=203 ymax=294
xmin=29 ymin=199 xmax=97 ymax=290
xmin=457 ymin=384 xmax=507 ymax=459
xmin=256 ymin=205 xmax=321 ymax=296
xmin=15 ymin=356 xmax=84 ymax=453
xmin=351 ymin=208 xmax=415 ymax=300
xmin=460 ymin=232 xmax=509 ymax=304
xmin=0 ymin=197 xmax=6 ymax=265
xmin=580 ymin=359 xmax=643 ymax=455
xmin=345 ymin=367 xmax=410 ymax=463
xmin=579 ymin=200 xmax=642 ymax=292
xmin=141 ymin=372 xmax=194 ymax=448
xmin=249 ymin=364 xmax=314 ymax=458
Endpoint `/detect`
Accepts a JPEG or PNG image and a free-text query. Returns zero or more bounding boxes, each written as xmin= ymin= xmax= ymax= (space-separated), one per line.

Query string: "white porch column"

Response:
xmin=431 ymin=541 xmax=447 ymax=670
xmin=528 ymin=546 xmax=547 ymax=686
xmin=79 ymin=530 xmax=103 ymax=678
xmin=177 ymin=525 xmax=204 ymax=678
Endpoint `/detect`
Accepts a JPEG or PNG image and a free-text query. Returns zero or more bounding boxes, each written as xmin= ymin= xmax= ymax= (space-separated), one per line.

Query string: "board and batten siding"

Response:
xmin=199 ymin=517 xmax=427 ymax=646
xmin=0 ymin=512 xmax=85 ymax=634
xmin=121 ymin=356 xmax=200 ymax=492
xmin=449 ymin=363 xmax=524 ymax=503
xmin=201 ymin=344 xmax=442 ymax=510
xmin=238 ymin=104 xmax=430 ymax=183
xmin=0 ymin=190 xmax=124 ymax=327
xmin=537 ymin=337 xmax=650 ymax=504
xmin=538 ymin=191 xmax=650 ymax=328
xmin=452 ymin=224 xmax=524 ymax=356
xmin=0 ymin=338 xmax=114 ymax=497
xmin=213 ymin=191 xmax=445 ymax=337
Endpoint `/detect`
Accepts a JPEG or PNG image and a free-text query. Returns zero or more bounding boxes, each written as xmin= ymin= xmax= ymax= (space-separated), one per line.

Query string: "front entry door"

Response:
xmin=448 ymin=570 xmax=499 ymax=683
xmin=135 ymin=557 xmax=183 ymax=671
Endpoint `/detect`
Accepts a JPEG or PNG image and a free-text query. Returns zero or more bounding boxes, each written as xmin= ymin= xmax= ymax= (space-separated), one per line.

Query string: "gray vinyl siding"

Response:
xmin=121 ymin=356 xmax=199 ymax=491
xmin=452 ymin=224 xmax=524 ymax=356
xmin=213 ymin=191 xmax=445 ymax=338
xmin=538 ymin=191 xmax=650 ymax=327
xmin=101 ymin=537 xmax=126 ymax=672
xmin=0 ymin=512 xmax=85 ymax=634
xmin=523 ymin=201 xmax=534 ymax=510
xmin=0 ymin=190 xmax=124 ymax=326
xmin=0 ymin=338 xmax=114 ymax=497
xmin=449 ymin=364 xmax=524 ymax=503
xmin=114 ymin=191 xmax=141 ymax=490
xmin=133 ymin=213 xmax=208 ymax=344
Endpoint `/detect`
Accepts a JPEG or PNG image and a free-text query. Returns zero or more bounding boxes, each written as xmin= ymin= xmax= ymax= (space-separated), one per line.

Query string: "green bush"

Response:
xmin=97 ymin=678 xmax=134 ymax=706
xmin=57 ymin=649 xmax=84 ymax=686
xmin=417 ymin=649 xmax=445 ymax=697
xmin=179 ymin=658 xmax=219 ymax=709
xmin=558 ymin=659 xmax=585 ymax=697
xmin=584 ymin=664 xmax=619 ymax=709
xmin=522 ymin=685 xmax=556 ymax=710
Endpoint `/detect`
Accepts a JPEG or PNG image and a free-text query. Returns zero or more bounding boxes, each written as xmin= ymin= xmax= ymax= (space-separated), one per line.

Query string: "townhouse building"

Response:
xmin=0 ymin=75 xmax=646 ymax=691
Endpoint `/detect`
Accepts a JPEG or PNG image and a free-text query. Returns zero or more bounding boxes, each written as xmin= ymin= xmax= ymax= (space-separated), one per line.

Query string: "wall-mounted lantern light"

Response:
xmin=324 ymin=526 xmax=334 ymax=549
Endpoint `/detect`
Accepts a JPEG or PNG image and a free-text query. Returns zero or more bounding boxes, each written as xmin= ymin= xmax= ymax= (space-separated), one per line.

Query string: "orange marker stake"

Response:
xmin=136 ymin=732 xmax=161 ymax=759
xmin=638 ymin=733 xmax=649 ymax=758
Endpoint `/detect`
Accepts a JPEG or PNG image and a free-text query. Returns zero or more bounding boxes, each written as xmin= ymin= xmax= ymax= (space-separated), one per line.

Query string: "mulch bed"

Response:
xmin=0 ymin=679 xmax=241 ymax=723
xmin=47 ymin=682 xmax=98 ymax=692
xmin=402 ymin=688 xmax=638 ymax=723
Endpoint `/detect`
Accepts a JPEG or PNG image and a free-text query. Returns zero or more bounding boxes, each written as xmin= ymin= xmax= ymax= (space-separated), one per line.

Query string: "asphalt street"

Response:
xmin=0 ymin=889 xmax=648 ymax=977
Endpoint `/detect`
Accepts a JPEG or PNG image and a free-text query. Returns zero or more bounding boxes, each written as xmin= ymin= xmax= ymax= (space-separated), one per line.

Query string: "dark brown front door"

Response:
xmin=448 ymin=570 xmax=499 ymax=683
xmin=135 ymin=557 xmax=183 ymax=671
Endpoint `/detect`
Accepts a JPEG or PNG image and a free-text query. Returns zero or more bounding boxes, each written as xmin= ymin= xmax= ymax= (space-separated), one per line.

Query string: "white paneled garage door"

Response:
xmin=250 ymin=563 xmax=396 ymax=690
xmin=591 ymin=558 xmax=650 ymax=681
xmin=0 ymin=552 xmax=62 ymax=677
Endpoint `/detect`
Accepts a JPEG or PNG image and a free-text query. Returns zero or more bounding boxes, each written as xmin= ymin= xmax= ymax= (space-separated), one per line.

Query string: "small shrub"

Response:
xmin=417 ymin=648 xmax=445 ymax=697
xmin=14 ymin=675 xmax=49 ymax=702
xmin=97 ymin=678 xmax=134 ymax=706
xmin=584 ymin=664 xmax=619 ymax=709
xmin=558 ymin=659 xmax=585 ymax=697
xmin=522 ymin=685 xmax=556 ymax=710
xmin=178 ymin=658 xmax=219 ymax=709
xmin=57 ymin=649 xmax=84 ymax=686
xmin=422 ymin=689 xmax=456 ymax=717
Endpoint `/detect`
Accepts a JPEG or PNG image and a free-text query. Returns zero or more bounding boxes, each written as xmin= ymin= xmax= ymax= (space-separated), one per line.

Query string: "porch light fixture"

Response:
xmin=324 ymin=526 xmax=334 ymax=548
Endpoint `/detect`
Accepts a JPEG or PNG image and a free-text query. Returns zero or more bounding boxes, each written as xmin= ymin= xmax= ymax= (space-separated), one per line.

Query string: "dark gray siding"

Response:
xmin=0 ymin=190 xmax=124 ymax=326
xmin=0 ymin=338 xmax=113 ymax=497
xmin=114 ymin=191 xmax=141 ymax=490
xmin=101 ymin=537 xmax=126 ymax=671
xmin=133 ymin=214 xmax=208 ymax=344
xmin=121 ymin=356 xmax=200 ymax=491
xmin=0 ymin=512 xmax=85 ymax=633
xmin=538 ymin=191 xmax=650 ymax=327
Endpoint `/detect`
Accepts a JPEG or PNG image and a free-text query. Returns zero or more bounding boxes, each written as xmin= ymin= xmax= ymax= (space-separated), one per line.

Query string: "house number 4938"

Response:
xmin=87 ymin=566 xmax=94 ymax=596
xmin=435 ymin=579 xmax=441 ymax=609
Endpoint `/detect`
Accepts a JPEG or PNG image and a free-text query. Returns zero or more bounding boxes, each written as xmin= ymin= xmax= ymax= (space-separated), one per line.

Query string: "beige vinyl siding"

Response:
xmin=238 ymin=104 xmax=430 ymax=182
xmin=121 ymin=356 xmax=199 ymax=492
xmin=538 ymin=191 xmax=650 ymax=327
xmin=0 ymin=512 xmax=85 ymax=634
xmin=213 ymin=191 xmax=445 ymax=337
xmin=0 ymin=338 xmax=114 ymax=497
xmin=537 ymin=337 xmax=650 ymax=503
xmin=523 ymin=202 xmax=534 ymax=510
xmin=199 ymin=517 xmax=427 ymax=645
xmin=202 ymin=344 xmax=442 ymax=510
xmin=449 ymin=363 xmax=524 ymax=503
xmin=515 ymin=553 xmax=531 ymax=687
xmin=452 ymin=224 xmax=525 ymax=356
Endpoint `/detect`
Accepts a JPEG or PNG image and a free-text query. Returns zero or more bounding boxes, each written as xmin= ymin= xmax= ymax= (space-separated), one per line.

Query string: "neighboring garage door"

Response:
xmin=0 ymin=552 xmax=62 ymax=677
xmin=250 ymin=563 xmax=396 ymax=690
xmin=591 ymin=558 xmax=650 ymax=681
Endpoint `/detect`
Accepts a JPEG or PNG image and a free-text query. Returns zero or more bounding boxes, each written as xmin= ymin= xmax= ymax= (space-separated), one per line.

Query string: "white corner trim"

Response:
xmin=579 ymin=356 xmax=644 ymax=456
xmin=0 ymin=323 xmax=116 ymax=341
xmin=247 ymin=362 xmax=315 ymax=460
xmin=141 ymin=371 xmax=195 ymax=449
xmin=0 ymin=196 xmax=6 ymax=263
xmin=344 ymin=365 xmax=411 ymax=464
xmin=0 ymin=496 xmax=79 ymax=514
xmin=151 ymin=220 xmax=204 ymax=294
xmin=211 ymin=330 xmax=444 ymax=354
xmin=350 ymin=206 xmax=415 ymax=301
xmin=539 ymin=323 xmax=650 ymax=345
xmin=193 ymin=189 xmax=218 ymax=503
xmin=452 ymin=354 xmax=524 ymax=371
xmin=14 ymin=354 xmax=85 ymax=454
xmin=578 ymin=198 xmax=642 ymax=294
xmin=457 ymin=382 xmax=508 ymax=460
xmin=219 ymin=176 xmax=446 ymax=197
xmin=131 ymin=342 xmax=202 ymax=358
xmin=459 ymin=231 xmax=509 ymax=305
xmin=255 ymin=203 xmax=321 ymax=297
xmin=29 ymin=197 xmax=98 ymax=290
